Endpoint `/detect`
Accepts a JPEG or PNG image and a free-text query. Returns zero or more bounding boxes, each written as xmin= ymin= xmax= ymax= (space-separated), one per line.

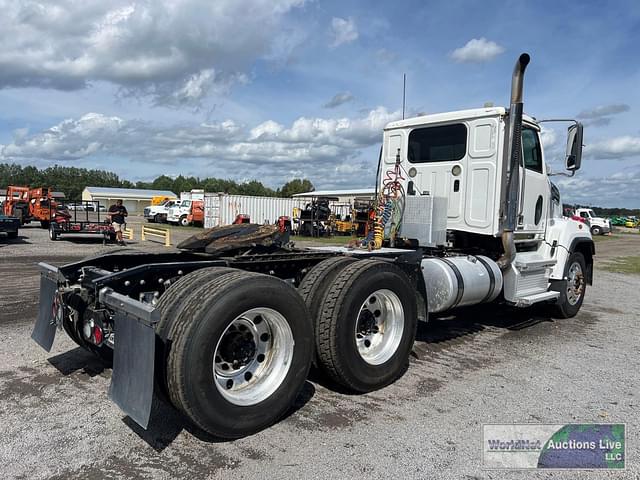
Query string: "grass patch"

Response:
xmin=602 ymin=256 xmax=640 ymax=275
xmin=593 ymin=234 xmax=616 ymax=242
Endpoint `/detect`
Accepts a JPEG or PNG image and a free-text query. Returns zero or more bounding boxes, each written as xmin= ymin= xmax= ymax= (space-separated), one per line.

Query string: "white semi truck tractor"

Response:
xmin=32 ymin=53 xmax=593 ymax=439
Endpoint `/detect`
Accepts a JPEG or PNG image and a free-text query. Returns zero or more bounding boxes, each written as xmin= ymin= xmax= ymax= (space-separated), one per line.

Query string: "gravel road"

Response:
xmin=1 ymin=226 xmax=637 ymax=479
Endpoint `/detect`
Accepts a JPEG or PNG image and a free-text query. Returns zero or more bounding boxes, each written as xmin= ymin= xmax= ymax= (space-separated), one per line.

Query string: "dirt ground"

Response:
xmin=0 ymin=225 xmax=638 ymax=479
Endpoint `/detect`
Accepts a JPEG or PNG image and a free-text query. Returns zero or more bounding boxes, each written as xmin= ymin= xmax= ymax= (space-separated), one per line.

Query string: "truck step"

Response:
xmin=513 ymin=290 xmax=560 ymax=307
xmin=514 ymin=255 xmax=557 ymax=272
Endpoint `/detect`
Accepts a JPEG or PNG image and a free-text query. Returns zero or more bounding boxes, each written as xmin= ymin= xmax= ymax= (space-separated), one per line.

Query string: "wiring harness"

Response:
xmin=360 ymin=151 xmax=406 ymax=250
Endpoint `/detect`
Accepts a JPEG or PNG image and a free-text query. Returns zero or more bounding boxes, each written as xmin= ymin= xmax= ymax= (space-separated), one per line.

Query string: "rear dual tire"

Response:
xmin=158 ymin=268 xmax=313 ymax=439
xmin=302 ymin=258 xmax=417 ymax=393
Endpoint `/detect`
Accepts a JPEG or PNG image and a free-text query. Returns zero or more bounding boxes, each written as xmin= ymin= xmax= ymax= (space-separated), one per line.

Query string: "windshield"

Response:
xmin=588 ymin=209 xmax=596 ymax=217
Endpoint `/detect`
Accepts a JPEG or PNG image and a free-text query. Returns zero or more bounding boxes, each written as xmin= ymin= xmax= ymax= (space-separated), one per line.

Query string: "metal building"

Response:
xmin=82 ymin=187 xmax=177 ymax=214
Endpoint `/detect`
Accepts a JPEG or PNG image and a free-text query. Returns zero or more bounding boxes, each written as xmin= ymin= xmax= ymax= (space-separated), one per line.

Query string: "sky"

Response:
xmin=0 ymin=0 xmax=639 ymax=207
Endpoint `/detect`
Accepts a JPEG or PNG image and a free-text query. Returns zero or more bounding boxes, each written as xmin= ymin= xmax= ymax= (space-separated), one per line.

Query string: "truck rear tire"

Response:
xmin=165 ymin=272 xmax=313 ymax=438
xmin=551 ymin=251 xmax=586 ymax=318
xmin=49 ymin=226 xmax=58 ymax=241
xmin=298 ymin=255 xmax=357 ymax=338
xmin=316 ymin=260 xmax=417 ymax=392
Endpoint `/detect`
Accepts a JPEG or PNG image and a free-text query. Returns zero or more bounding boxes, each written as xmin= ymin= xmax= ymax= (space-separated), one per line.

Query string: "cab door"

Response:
xmin=518 ymin=126 xmax=549 ymax=233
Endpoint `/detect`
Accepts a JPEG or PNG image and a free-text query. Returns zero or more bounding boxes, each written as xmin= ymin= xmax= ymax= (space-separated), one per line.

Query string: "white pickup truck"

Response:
xmin=574 ymin=208 xmax=611 ymax=235
xmin=143 ymin=200 xmax=178 ymax=223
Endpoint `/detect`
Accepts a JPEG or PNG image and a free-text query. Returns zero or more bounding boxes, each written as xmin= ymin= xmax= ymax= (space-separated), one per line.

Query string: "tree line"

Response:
xmin=0 ymin=164 xmax=314 ymax=200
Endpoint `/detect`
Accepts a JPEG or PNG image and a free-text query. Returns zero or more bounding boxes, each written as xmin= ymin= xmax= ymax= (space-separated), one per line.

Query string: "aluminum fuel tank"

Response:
xmin=421 ymin=255 xmax=503 ymax=313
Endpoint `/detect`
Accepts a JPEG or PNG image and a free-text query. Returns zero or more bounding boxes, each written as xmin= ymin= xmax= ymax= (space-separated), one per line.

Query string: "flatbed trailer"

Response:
xmin=31 ymin=53 xmax=595 ymax=439
xmin=49 ymin=201 xmax=116 ymax=243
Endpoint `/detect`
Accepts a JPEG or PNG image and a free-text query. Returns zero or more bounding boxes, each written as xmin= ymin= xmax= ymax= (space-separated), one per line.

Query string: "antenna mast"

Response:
xmin=402 ymin=73 xmax=406 ymax=119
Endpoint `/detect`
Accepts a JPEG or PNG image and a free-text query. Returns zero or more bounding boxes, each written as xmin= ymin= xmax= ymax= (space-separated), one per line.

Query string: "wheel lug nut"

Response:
xmin=364 ymin=339 xmax=371 ymax=348
xmin=244 ymin=372 xmax=252 ymax=381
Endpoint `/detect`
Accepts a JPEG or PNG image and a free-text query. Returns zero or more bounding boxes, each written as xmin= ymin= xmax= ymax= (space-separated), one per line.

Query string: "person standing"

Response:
xmin=108 ymin=199 xmax=128 ymax=246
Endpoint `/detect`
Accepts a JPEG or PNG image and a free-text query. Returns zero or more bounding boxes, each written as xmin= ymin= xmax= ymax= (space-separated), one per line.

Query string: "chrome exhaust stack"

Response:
xmin=498 ymin=53 xmax=530 ymax=270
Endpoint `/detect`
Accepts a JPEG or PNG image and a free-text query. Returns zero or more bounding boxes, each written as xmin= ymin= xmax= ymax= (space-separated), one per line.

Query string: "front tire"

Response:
xmin=316 ymin=260 xmax=417 ymax=392
xmin=166 ymin=271 xmax=313 ymax=438
xmin=551 ymin=251 xmax=586 ymax=318
xmin=591 ymin=226 xmax=602 ymax=236
xmin=179 ymin=216 xmax=189 ymax=227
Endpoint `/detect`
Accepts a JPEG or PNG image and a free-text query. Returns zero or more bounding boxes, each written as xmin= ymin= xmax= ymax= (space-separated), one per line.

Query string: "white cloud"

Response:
xmin=323 ymin=92 xmax=354 ymax=108
xmin=0 ymin=107 xmax=401 ymax=188
xmin=557 ymin=170 xmax=640 ymax=207
xmin=577 ymin=104 xmax=630 ymax=119
xmin=0 ymin=0 xmax=303 ymax=105
xmin=450 ymin=38 xmax=505 ymax=63
xmin=585 ymin=136 xmax=640 ymax=159
xmin=330 ymin=17 xmax=358 ymax=47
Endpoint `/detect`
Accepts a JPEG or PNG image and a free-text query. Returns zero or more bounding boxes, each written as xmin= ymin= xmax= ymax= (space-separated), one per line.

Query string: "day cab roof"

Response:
xmin=384 ymin=106 xmax=539 ymax=131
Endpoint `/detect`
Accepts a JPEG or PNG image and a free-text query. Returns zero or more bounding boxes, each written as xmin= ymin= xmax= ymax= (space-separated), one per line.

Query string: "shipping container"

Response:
xmin=203 ymin=193 xmax=360 ymax=229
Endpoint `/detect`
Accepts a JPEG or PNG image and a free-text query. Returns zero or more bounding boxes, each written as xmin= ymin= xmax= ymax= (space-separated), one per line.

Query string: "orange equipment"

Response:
xmin=2 ymin=186 xmax=57 ymax=228
xmin=233 ymin=214 xmax=250 ymax=224
xmin=186 ymin=200 xmax=205 ymax=227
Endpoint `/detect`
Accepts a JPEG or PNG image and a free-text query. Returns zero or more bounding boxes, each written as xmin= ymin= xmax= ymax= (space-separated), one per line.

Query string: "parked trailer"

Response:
xmin=31 ymin=54 xmax=595 ymax=439
xmin=204 ymin=193 xmax=307 ymax=228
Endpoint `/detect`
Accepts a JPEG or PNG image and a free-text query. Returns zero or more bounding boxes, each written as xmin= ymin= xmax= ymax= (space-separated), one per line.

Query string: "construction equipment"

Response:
xmin=32 ymin=53 xmax=594 ymax=440
xmin=2 ymin=186 xmax=57 ymax=228
xmin=296 ymin=196 xmax=334 ymax=237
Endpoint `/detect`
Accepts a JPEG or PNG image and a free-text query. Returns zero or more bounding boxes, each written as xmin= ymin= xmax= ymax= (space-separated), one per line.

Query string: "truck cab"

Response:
xmin=379 ymin=59 xmax=593 ymax=309
xmin=574 ymin=208 xmax=611 ymax=235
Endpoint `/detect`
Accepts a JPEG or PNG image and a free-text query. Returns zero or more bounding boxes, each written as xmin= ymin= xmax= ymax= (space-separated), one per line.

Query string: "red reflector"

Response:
xmin=93 ymin=325 xmax=103 ymax=344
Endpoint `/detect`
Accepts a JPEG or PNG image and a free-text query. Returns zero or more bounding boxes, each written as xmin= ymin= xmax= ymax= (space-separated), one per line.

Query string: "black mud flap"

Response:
xmin=31 ymin=263 xmax=61 ymax=352
xmin=100 ymin=289 xmax=159 ymax=429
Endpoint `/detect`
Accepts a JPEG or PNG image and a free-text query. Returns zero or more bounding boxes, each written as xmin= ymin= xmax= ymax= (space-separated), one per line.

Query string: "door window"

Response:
xmin=522 ymin=127 xmax=543 ymax=173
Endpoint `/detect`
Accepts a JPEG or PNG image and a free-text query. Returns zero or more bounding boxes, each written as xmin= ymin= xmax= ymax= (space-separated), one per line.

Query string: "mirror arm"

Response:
xmin=548 ymin=170 xmax=576 ymax=178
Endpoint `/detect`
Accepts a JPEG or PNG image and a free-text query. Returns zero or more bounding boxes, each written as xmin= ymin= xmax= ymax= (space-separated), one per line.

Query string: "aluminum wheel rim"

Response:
xmin=213 ymin=307 xmax=293 ymax=406
xmin=566 ymin=262 xmax=584 ymax=306
xmin=354 ymin=289 xmax=404 ymax=365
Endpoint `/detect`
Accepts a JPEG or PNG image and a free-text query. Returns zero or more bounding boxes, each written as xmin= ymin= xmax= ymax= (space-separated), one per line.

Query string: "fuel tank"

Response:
xmin=421 ymin=255 xmax=503 ymax=313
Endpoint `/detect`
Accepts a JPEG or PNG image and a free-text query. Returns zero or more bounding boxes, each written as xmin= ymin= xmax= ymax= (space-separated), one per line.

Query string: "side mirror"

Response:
xmin=565 ymin=122 xmax=583 ymax=171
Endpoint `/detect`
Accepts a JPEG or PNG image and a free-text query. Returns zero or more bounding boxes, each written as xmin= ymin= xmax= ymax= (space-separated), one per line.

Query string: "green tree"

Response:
xmin=279 ymin=178 xmax=314 ymax=197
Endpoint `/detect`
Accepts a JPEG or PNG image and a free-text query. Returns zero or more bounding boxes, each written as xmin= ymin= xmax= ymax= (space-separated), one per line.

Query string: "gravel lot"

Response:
xmin=1 ymin=225 xmax=638 ymax=479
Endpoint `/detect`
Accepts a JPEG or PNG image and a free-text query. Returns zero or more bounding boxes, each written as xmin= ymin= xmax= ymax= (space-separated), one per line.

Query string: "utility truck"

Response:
xmin=166 ymin=199 xmax=204 ymax=226
xmin=574 ymin=208 xmax=611 ymax=235
xmin=32 ymin=53 xmax=593 ymax=439
xmin=144 ymin=200 xmax=179 ymax=223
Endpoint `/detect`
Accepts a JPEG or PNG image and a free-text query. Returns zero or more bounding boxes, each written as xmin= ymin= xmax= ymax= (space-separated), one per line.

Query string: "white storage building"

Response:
xmin=82 ymin=187 xmax=177 ymax=213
